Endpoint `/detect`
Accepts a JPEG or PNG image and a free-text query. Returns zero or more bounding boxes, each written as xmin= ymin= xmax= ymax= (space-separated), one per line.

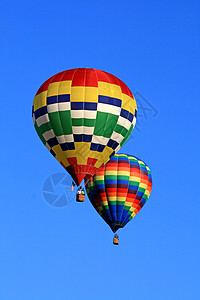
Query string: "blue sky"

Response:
xmin=1 ymin=1 xmax=200 ymax=299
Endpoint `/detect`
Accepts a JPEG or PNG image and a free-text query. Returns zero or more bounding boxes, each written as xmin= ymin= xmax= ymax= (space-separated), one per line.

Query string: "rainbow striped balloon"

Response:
xmin=85 ymin=154 xmax=152 ymax=233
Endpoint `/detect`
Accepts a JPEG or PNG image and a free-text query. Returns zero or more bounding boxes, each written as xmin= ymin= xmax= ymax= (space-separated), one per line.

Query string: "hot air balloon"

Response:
xmin=32 ymin=68 xmax=137 ymax=186
xmin=85 ymin=154 xmax=152 ymax=244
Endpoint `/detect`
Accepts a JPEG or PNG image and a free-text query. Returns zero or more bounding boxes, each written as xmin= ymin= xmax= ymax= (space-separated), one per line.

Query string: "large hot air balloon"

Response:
xmin=85 ymin=154 xmax=152 ymax=243
xmin=32 ymin=68 xmax=137 ymax=185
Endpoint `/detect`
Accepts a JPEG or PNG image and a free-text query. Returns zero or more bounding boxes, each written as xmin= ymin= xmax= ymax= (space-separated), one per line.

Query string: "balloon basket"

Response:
xmin=113 ymin=237 xmax=119 ymax=245
xmin=76 ymin=194 xmax=85 ymax=202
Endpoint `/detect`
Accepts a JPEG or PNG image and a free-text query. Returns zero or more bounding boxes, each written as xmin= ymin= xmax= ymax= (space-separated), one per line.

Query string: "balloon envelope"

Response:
xmin=85 ymin=154 xmax=152 ymax=232
xmin=32 ymin=68 xmax=137 ymax=185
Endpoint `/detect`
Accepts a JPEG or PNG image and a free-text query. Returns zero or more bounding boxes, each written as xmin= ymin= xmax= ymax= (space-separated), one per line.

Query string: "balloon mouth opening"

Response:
xmin=111 ymin=224 xmax=124 ymax=233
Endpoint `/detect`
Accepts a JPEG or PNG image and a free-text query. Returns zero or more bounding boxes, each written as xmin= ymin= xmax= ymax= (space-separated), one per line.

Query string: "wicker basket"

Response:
xmin=113 ymin=237 xmax=119 ymax=245
xmin=76 ymin=194 xmax=85 ymax=202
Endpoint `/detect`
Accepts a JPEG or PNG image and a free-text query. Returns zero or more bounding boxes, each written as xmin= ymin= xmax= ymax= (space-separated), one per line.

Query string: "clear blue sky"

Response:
xmin=1 ymin=1 xmax=200 ymax=299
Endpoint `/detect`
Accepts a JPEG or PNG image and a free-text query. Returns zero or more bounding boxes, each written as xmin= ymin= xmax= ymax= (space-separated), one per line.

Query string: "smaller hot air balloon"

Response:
xmin=85 ymin=154 xmax=152 ymax=245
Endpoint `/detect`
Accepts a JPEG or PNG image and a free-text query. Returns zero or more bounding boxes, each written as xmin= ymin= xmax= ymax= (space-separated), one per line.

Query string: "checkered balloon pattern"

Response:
xmin=85 ymin=154 xmax=152 ymax=233
xmin=32 ymin=68 xmax=137 ymax=185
